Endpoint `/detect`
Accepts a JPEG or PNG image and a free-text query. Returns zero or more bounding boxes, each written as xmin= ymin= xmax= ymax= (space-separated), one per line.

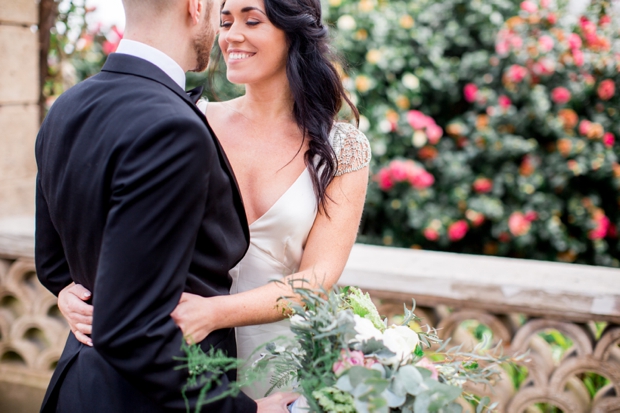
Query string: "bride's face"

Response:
xmin=218 ymin=0 xmax=288 ymax=85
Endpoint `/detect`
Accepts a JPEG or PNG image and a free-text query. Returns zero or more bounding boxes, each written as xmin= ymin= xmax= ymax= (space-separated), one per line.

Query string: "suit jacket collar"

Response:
xmin=100 ymin=53 xmax=251 ymax=245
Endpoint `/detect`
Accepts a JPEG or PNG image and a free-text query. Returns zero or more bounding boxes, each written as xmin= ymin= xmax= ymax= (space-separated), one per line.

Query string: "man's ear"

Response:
xmin=188 ymin=0 xmax=203 ymax=25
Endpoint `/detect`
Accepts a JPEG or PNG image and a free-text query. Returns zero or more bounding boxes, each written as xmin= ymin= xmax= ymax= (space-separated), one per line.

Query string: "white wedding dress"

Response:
xmin=199 ymin=100 xmax=371 ymax=399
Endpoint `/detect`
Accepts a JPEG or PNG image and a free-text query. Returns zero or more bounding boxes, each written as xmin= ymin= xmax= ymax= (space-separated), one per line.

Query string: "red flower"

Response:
xmin=508 ymin=212 xmax=531 ymax=237
xmin=547 ymin=12 xmax=557 ymax=24
xmin=375 ymin=168 xmax=393 ymax=191
xmin=407 ymin=110 xmax=434 ymax=130
xmin=472 ymin=177 xmax=493 ymax=193
xmin=447 ymin=221 xmax=468 ymax=242
xmin=498 ymin=95 xmax=512 ymax=109
xmin=603 ymin=132 xmax=615 ymax=148
xmin=423 ymin=228 xmax=440 ymax=241
xmin=520 ymin=1 xmax=538 ymax=13
xmin=464 ymin=83 xmax=478 ymax=103
xmin=551 ymin=87 xmax=571 ymax=104
xmin=524 ymin=211 xmax=538 ymax=221
xmin=426 ymin=124 xmax=443 ymax=144
xmin=506 ymin=65 xmax=528 ymax=84
xmin=597 ymin=79 xmax=615 ymax=101
xmin=409 ymin=170 xmax=435 ymax=189
xmin=589 ymin=214 xmax=610 ymax=240
xmin=568 ymin=33 xmax=582 ymax=50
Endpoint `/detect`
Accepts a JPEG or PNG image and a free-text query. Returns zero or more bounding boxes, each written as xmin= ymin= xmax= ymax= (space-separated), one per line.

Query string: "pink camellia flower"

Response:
xmin=407 ymin=110 xmax=434 ymax=130
xmin=473 ymin=177 xmax=493 ymax=193
xmin=510 ymin=35 xmax=524 ymax=50
xmin=600 ymin=15 xmax=612 ymax=26
xmin=568 ymin=33 xmax=583 ymax=50
xmin=579 ymin=120 xmax=592 ymax=136
xmin=597 ymin=79 xmax=616 ymax=101
xmin=389 ymin=160 xmax=409 ymax=181
xmin=464 ymin=83 xmax=479 ymax=103
xmin=589 ymin=214 xmax=610 ymax=240
xmin=409 ymin=169 xmax=435 ymax=189
xmin=573 ymin=49 xmax=584 ymax=67
xmin=524 ymin=211 xmax=538 ymax=222
xmin=551 ymin=87 xmax=571 ymax=104
xmin=532 ymin=58 xmax=556 ymax=76
xmin=375 ymin=168 xmax=393 ymax=191
xmin=333 ymin=350 xmax=366 ymax=376
xmin=447 ymin=220 xmax=468 ymax=242
xmin=498 ymin=95 xmax=512 ymax=109
xmin=508 ymin=212 xmax=531 ymax=237
xmin=547 ymin=12 xmax=557 ymax=25
xmin=603 ymin=132 xmax=615 ymax=148
xmin=521 ymin=1 xmax=538 ymax=13
xmin=415 ymin=357 xmax=439 ymax=380
xmin=423 ymin=228 xmax=440 ymax=241
xmin=539 ymin=35 xmax=554 ymax=52
xmin=506 ymin=65 xmax=528 ymax=84
xmin=580 ymin=17 xmax=597 ymax=35
xmin=540 ymin=0 xmax=551 ymax=8
xmin=426 ymin=124 xmax=443 ymax=145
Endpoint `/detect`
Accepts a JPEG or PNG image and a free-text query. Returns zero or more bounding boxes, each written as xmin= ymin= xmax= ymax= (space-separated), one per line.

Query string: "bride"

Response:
xmin=57 ymin=0 xmax=370 ymax=401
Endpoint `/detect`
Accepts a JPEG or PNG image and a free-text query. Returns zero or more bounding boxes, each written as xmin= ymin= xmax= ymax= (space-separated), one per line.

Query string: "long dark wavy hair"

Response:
xmin=213 ymin=0 xmax=359 ymax=212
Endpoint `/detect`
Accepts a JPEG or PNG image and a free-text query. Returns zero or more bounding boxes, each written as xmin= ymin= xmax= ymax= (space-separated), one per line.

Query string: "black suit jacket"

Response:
xmin=35 ymin=53 xmax=257 ymax=413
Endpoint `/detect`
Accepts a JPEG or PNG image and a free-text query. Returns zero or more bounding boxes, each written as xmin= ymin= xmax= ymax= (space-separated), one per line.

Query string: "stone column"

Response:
xmin=0 ymin=0 xmax=39 ymax=220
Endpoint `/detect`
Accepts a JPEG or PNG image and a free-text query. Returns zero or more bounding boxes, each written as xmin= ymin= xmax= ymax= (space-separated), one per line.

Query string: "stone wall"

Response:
xmin=0 ymin=0 xmax=39 ymax=219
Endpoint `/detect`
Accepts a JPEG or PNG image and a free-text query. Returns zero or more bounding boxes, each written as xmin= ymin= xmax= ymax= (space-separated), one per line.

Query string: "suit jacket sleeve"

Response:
xmin=91 ymin=115 xmax=256 ymax=412
xmin=35 ymin=160 xmax=73 ymax=296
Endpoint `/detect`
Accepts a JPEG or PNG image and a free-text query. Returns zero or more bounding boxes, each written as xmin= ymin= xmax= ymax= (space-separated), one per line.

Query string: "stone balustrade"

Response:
xmin=1 ymin=220 xmax=619 ymax=412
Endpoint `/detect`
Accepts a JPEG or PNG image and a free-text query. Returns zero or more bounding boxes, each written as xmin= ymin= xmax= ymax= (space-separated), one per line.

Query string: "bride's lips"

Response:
xmin=227 ymin=49 xmax=256 ymax=63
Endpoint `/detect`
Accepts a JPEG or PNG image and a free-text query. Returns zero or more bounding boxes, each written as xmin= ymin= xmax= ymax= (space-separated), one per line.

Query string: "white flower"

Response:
xmin=412 ymin=130 xmax=427 ymax=148
xmin=337 ymin=15 xmax=357 ymax=31
xmin=353 ymin=314 xmax=383 ymax=343
xmin=402 ymin=73 xmax=420 ymax=90
xmin=382 ymin=325 xmax=420 ymax=365
xmin=378 ymin=119 xmax=392 ymax=133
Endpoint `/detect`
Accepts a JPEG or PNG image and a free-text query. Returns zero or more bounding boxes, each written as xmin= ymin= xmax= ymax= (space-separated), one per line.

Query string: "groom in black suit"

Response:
xmin=35 ymin=1 xmax=292 ymax=412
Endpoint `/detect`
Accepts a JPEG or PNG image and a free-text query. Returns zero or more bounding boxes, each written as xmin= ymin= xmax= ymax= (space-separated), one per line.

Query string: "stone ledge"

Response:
xmin=0 ymin=216 xmax=34 ymax=259
xmin=0 ymin=0 xmax=38 ymax=26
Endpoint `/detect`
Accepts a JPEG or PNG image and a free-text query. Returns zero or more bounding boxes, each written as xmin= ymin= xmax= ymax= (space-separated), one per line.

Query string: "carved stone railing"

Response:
xmin=1 ymin=218 xmax=619 ymax=412
xmin=340 ymin=244 xmax=620 ymax=413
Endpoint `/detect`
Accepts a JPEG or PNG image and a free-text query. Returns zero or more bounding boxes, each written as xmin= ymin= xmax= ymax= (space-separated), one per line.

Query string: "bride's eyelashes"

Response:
xmin=220 ymin=19 xmax=262 ymax=28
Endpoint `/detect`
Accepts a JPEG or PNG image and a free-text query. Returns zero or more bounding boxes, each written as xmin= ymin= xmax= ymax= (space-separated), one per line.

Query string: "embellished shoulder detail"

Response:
xmin=330 ymin=122 xmax=372 ymax=176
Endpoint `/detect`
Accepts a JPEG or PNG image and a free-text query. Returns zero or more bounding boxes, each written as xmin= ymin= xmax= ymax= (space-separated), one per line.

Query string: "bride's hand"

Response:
xmin=58 ymin=283 xmax=94 ymax=346
xmin=170 ymin=293 xmax=217 ymax=344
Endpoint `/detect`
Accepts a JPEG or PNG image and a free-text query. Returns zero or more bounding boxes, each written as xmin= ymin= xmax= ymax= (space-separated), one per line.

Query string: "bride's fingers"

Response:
xmin=76 ymin=323 xmax=92 ymax=335
xmin=73 ymin=330 xmax=93 ymax=347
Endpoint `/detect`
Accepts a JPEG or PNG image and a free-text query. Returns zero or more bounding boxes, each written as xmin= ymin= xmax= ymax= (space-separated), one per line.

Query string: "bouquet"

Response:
xmin=179 ymin=285 xmax=522 ymax=412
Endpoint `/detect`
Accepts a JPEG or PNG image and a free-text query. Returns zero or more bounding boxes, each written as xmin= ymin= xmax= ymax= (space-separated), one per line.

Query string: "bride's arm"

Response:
xmin=171 ymin=164 xmax=369 ymax=343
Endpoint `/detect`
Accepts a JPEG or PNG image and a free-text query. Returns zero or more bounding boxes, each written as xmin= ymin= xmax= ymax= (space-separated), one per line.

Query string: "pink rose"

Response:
xmin=409 ymin=169 xmax=435 ymax=189
xmin=589 ymin=214 xmax=610 ymax=240
xmin=423 ymin=228 xmax=440 ymax=241
xmin=597 ymin=79 xmax=615 ymax=101
xmin=524 ymin=211 xmax=538 ymax=222
xmin=580 ymin=17 xmax=596 ymax=35
xmin=579 ymin=120 xmax=591 ymax=136
xmin=415 ymin=358 xmax=439 ymax=380
xmin=496 ymin=40 xmax=509 ymax=55
xmin=510 ymin=35 xmax=524 ymax=50
xmin=539 ymin=35 xmax=554 ymax=52
xmin=568 ymin=33 xmax=583 ymax=50
xmin=547 ymin=12 xmax=557 ymax=24
xmin=426 ymin=124 xmax=443 ymax=145
xmin=506 ymin=65 xmax=528 ymax=84
xmin=603 ymin=132 xmax=615 ymax=148
xmin=447 ymin=220 xmax=468 ymax=242
xmin=540 ymin=0 xmax=551 ymax=8
xmin=532 ymin=58 xmax=556 ymax=76
xmin=333 ymin=350 xmax=366 ymax=376
xmin=600 ymin=15 xmax=612 ymax=26
xmin=508 ymin=212 xmax=531 ymax=237
xmin=375 ymin=168 xmax=393 ymax=191
xmin=551 ymin=87 xmax=571 ymax=104
xmin=473 ymin=177 xmax=493 ymax=193
xmin=498 ymin=95 xmax=512 ymax=109
xmin=464 ymin=83 xmax=479 ymax=103
xmin=521 ymin=1 xmax=538 ymax=13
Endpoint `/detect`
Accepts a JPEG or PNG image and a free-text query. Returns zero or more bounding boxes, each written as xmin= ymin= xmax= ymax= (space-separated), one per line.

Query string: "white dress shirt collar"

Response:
xmin=115 ymin=39 xmax=186 ymax=90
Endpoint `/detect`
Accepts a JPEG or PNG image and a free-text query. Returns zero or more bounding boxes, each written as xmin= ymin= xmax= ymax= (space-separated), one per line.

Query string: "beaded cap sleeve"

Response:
xmin=330 ymin=122 xmax=372 ymax=176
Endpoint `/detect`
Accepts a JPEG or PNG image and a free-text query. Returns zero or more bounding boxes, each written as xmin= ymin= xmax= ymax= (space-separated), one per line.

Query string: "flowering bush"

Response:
xmin=329 ymin=0 xmax=620 ymax=266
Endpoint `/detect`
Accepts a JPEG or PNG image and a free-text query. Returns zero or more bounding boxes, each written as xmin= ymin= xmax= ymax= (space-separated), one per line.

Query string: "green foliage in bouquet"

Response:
xmin=179 ymin=284 xmax=523 ymax=413
xmin=329 ymin=0 xmax=620 ymax=267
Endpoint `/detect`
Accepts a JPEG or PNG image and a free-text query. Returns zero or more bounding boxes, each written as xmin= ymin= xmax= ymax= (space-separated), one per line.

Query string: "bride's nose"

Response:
xmin=224 ymin=22 xmax=245 ymax=44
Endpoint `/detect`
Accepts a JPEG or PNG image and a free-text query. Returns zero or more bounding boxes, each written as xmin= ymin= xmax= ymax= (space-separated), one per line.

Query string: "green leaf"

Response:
xmin=394 ymin=365 xmax=425 ymax=395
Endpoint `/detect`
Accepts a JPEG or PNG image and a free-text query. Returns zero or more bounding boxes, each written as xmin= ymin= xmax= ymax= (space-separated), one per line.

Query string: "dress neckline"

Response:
xmin=249 ymin=168 xmax=309 ymax=228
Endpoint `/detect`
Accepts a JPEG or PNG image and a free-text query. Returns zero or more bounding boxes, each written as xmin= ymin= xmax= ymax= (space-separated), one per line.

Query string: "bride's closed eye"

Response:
xmin=220 ymin=19 xmax=262 ymax=28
